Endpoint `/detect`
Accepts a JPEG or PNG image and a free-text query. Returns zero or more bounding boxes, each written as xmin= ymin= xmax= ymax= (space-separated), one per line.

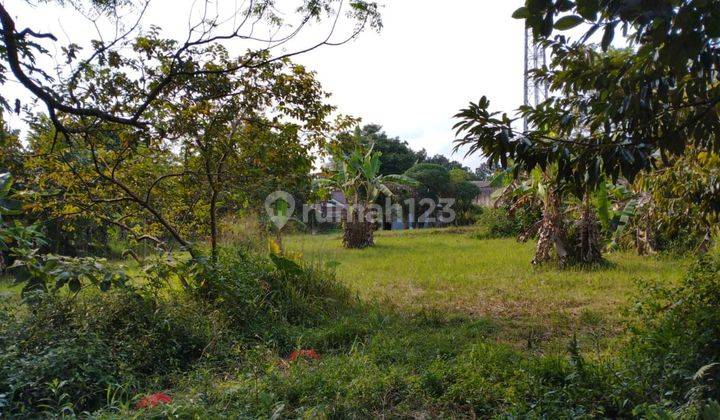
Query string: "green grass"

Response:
xmin=2 ymin=229 xmax=693 ymax=417
xmin=287 ymin=228 xmax=688 ymax=351
xmin=144 ymin=229 xmax=690 ymax=417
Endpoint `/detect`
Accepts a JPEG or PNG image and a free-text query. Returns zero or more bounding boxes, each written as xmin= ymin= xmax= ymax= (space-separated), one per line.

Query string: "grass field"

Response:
xmin=287 ymin=228 xmax=688 ymax=352
xmin=181 ymin=228 xmax=691 ymax=416
xmin=0 ymin=229 xmax=688 ymax=355
xmin=1 ymin=228 xmax=694 ymax=416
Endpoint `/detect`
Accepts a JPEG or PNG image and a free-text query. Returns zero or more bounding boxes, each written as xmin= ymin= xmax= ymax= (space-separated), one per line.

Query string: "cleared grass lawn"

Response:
xmin=288 ymin=228 xmax=688 ymax=351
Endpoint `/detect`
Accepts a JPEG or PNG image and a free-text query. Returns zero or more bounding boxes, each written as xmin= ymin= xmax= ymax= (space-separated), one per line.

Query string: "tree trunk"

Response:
xmin=635 ymin=196 xmax=657 ymax=256
xmin=533 ymin=188 xmax=568 ymax=266
xmin=577 ymin=193 xmax=603 ymax=264
xmin=343 ymin=220 xmax=375 ymax=249
xmin=275 ymin=228 xmax=286 ymax=254
xmin=209 ymin=189 xmax=219 ymax=261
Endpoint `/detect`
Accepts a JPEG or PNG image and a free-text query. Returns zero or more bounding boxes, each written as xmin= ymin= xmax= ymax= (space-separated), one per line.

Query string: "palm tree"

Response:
xmin=315 ymin=147 xmax=418 ymax=249
xmin=492 ymin=166 xmax=570 ymax=265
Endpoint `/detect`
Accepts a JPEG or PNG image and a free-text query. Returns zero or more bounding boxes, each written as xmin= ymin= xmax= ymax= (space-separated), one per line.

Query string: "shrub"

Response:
xmin=623 ymin=254 xmax=720 ymax=413
xmin=472 ymin=206 xmax=539 ymax=239
xmin=202 ymin=247 xmax=356 ymax=348
xmin=0 ymin=290 xmax=214 ymax=416
xmin=0 ymin=245 xmax=356 ymax=416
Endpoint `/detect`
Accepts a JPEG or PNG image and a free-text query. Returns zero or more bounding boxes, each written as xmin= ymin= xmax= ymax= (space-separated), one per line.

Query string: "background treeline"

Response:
xmin=2 ymin=116 xmax=491 ymax=261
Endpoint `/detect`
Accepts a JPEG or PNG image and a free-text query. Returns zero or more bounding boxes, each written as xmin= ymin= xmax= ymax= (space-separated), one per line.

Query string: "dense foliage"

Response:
xmin=454 ymin=1 xmax=720 ymax=265
xmin=353 ymin=124 xmax=427 ymax=175
xmin=0 ymin=246 xmax=353 ymax=416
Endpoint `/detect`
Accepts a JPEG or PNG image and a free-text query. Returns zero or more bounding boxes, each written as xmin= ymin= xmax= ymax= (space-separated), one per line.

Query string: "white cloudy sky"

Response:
xmin=293 ymin=1 xmax=526 ymax=168
xmin=5 ymin=0 xmax=528 ymax=169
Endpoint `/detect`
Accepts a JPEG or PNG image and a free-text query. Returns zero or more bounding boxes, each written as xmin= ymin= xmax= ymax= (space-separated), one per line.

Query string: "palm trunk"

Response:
xmin=343 ymin=220 xmax=374 ymax=249
xmin=533 ymin=188 xmax=568 ymax=266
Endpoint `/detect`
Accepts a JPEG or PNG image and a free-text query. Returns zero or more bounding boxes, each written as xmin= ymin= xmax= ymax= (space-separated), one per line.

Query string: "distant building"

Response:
xmin=315 ymin=189 xmax=347 ymax=224
xmin=471 ymin=181 xmax=496 ymax=207
xmin=310 ymin=182 xmax=496 ymax=232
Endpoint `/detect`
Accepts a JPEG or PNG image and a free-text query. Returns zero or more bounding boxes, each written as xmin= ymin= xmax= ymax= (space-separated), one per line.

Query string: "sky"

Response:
xmin=4 ymin=0 xmax=528 ymax=169
xmin=292 ymin=1 xmax=526 ymax=168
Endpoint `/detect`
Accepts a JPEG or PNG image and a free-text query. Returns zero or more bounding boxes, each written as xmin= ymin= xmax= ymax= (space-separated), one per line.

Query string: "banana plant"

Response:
xmin=314 ymin=145 xmax=418 ymax=249
xmin=591 ymin=176 xmax=646 ymax=251
xmin=487 ymin=165 xmax=571 ymax=264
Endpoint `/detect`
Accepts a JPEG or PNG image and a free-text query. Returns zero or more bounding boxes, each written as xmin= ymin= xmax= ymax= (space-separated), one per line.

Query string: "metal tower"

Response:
xmin=523 ymin=27 xmax=549 ymax=131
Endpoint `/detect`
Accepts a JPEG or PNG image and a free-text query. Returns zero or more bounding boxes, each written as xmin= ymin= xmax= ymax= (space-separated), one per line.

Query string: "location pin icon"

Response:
xmin=264 ymin=191 xmax=296 ymax=229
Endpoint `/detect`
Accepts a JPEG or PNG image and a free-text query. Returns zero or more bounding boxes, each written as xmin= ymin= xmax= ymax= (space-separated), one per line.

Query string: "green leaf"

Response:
xmin=601 ymin=23 xmax=616 ymax=51
xmin=595 ymin=180 xmax=610 ymax=229
xmin=556 ymin=0 xmax=574 ymax=12
xmin=576 ymin=0 xmax=599 ymax=21
xmin=512 ymin=7 xmax=530 ymax=19
xmin=541 ymin=12 xmax=554 ymax=37
xmin=554 ymin=15 xmax=584 ymax=31
xmin=615 ymin=199 xmax=637 ymax=237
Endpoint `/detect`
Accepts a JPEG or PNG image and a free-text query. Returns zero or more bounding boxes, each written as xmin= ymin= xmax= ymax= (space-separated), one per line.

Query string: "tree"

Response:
xmin=456 ymin=1 xmax=717 ymax=260
xmin=353 ymin=125 xmax=425 ymax=175
xmin=0 ymin=0 xmax=381 ymax=276
xmin=405 ymin=163 xmax=454 ymax=201
xmin=425 ymin=154 xmax=472 ymax=174
xmin=628 ymin=149 xmax=720 ymax=254
xmin=474 ymin=162 xmax=496 ymax=181
xmin=449 ymin=168 xmax=470 ymax=185
xmin=0 ymin=172 xmax=22 ymax=271
xmin=454 ymin=0 xmax=720 ymax=264
xmin=403 ymin=163 xmax=455 ymax=227
xmin=490 ymin=166 xmax=571 ymax=264
xmin=0 ymin=113 xmax=23 ymax=177
xmin=334 ymin=125 xmax=425 ymax=175
xmin=503 ymin=1 xmax=720 ymax=200
xmin=316 ymin=145 xmax=418 ymax=249
xmin=159 ymin=49 xmax=333 ymax=261
xmin=20 ymin=48 xmax=341 ymax=294
xmin=454 ymin=181 xmax=481 ymax=226
xmin=0 ymin=1 xmax=380 ymax=131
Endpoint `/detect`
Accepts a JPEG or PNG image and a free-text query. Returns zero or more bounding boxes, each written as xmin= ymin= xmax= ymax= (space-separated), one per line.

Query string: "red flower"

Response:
xmin=287 ymin=348 xmax=320 ymax=362
xmin=135 ymin=392 xmax=173 ymax=409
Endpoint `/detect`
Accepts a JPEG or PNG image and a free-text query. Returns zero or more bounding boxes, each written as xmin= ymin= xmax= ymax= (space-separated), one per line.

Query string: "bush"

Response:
xmin=0 ymin=246 xmax=356 ymax=417
xmin=623 ymin=254 xmax=720 ymax=413
xmin=472 ymin=206 xmax=540 ymax=239
xmin=5 ymin=241 xmax=719 ymax=417
xmin=202 ymin=247 xmax=356 ymax=348
xmin=0 ymin=290 xmax=214 ymax=416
